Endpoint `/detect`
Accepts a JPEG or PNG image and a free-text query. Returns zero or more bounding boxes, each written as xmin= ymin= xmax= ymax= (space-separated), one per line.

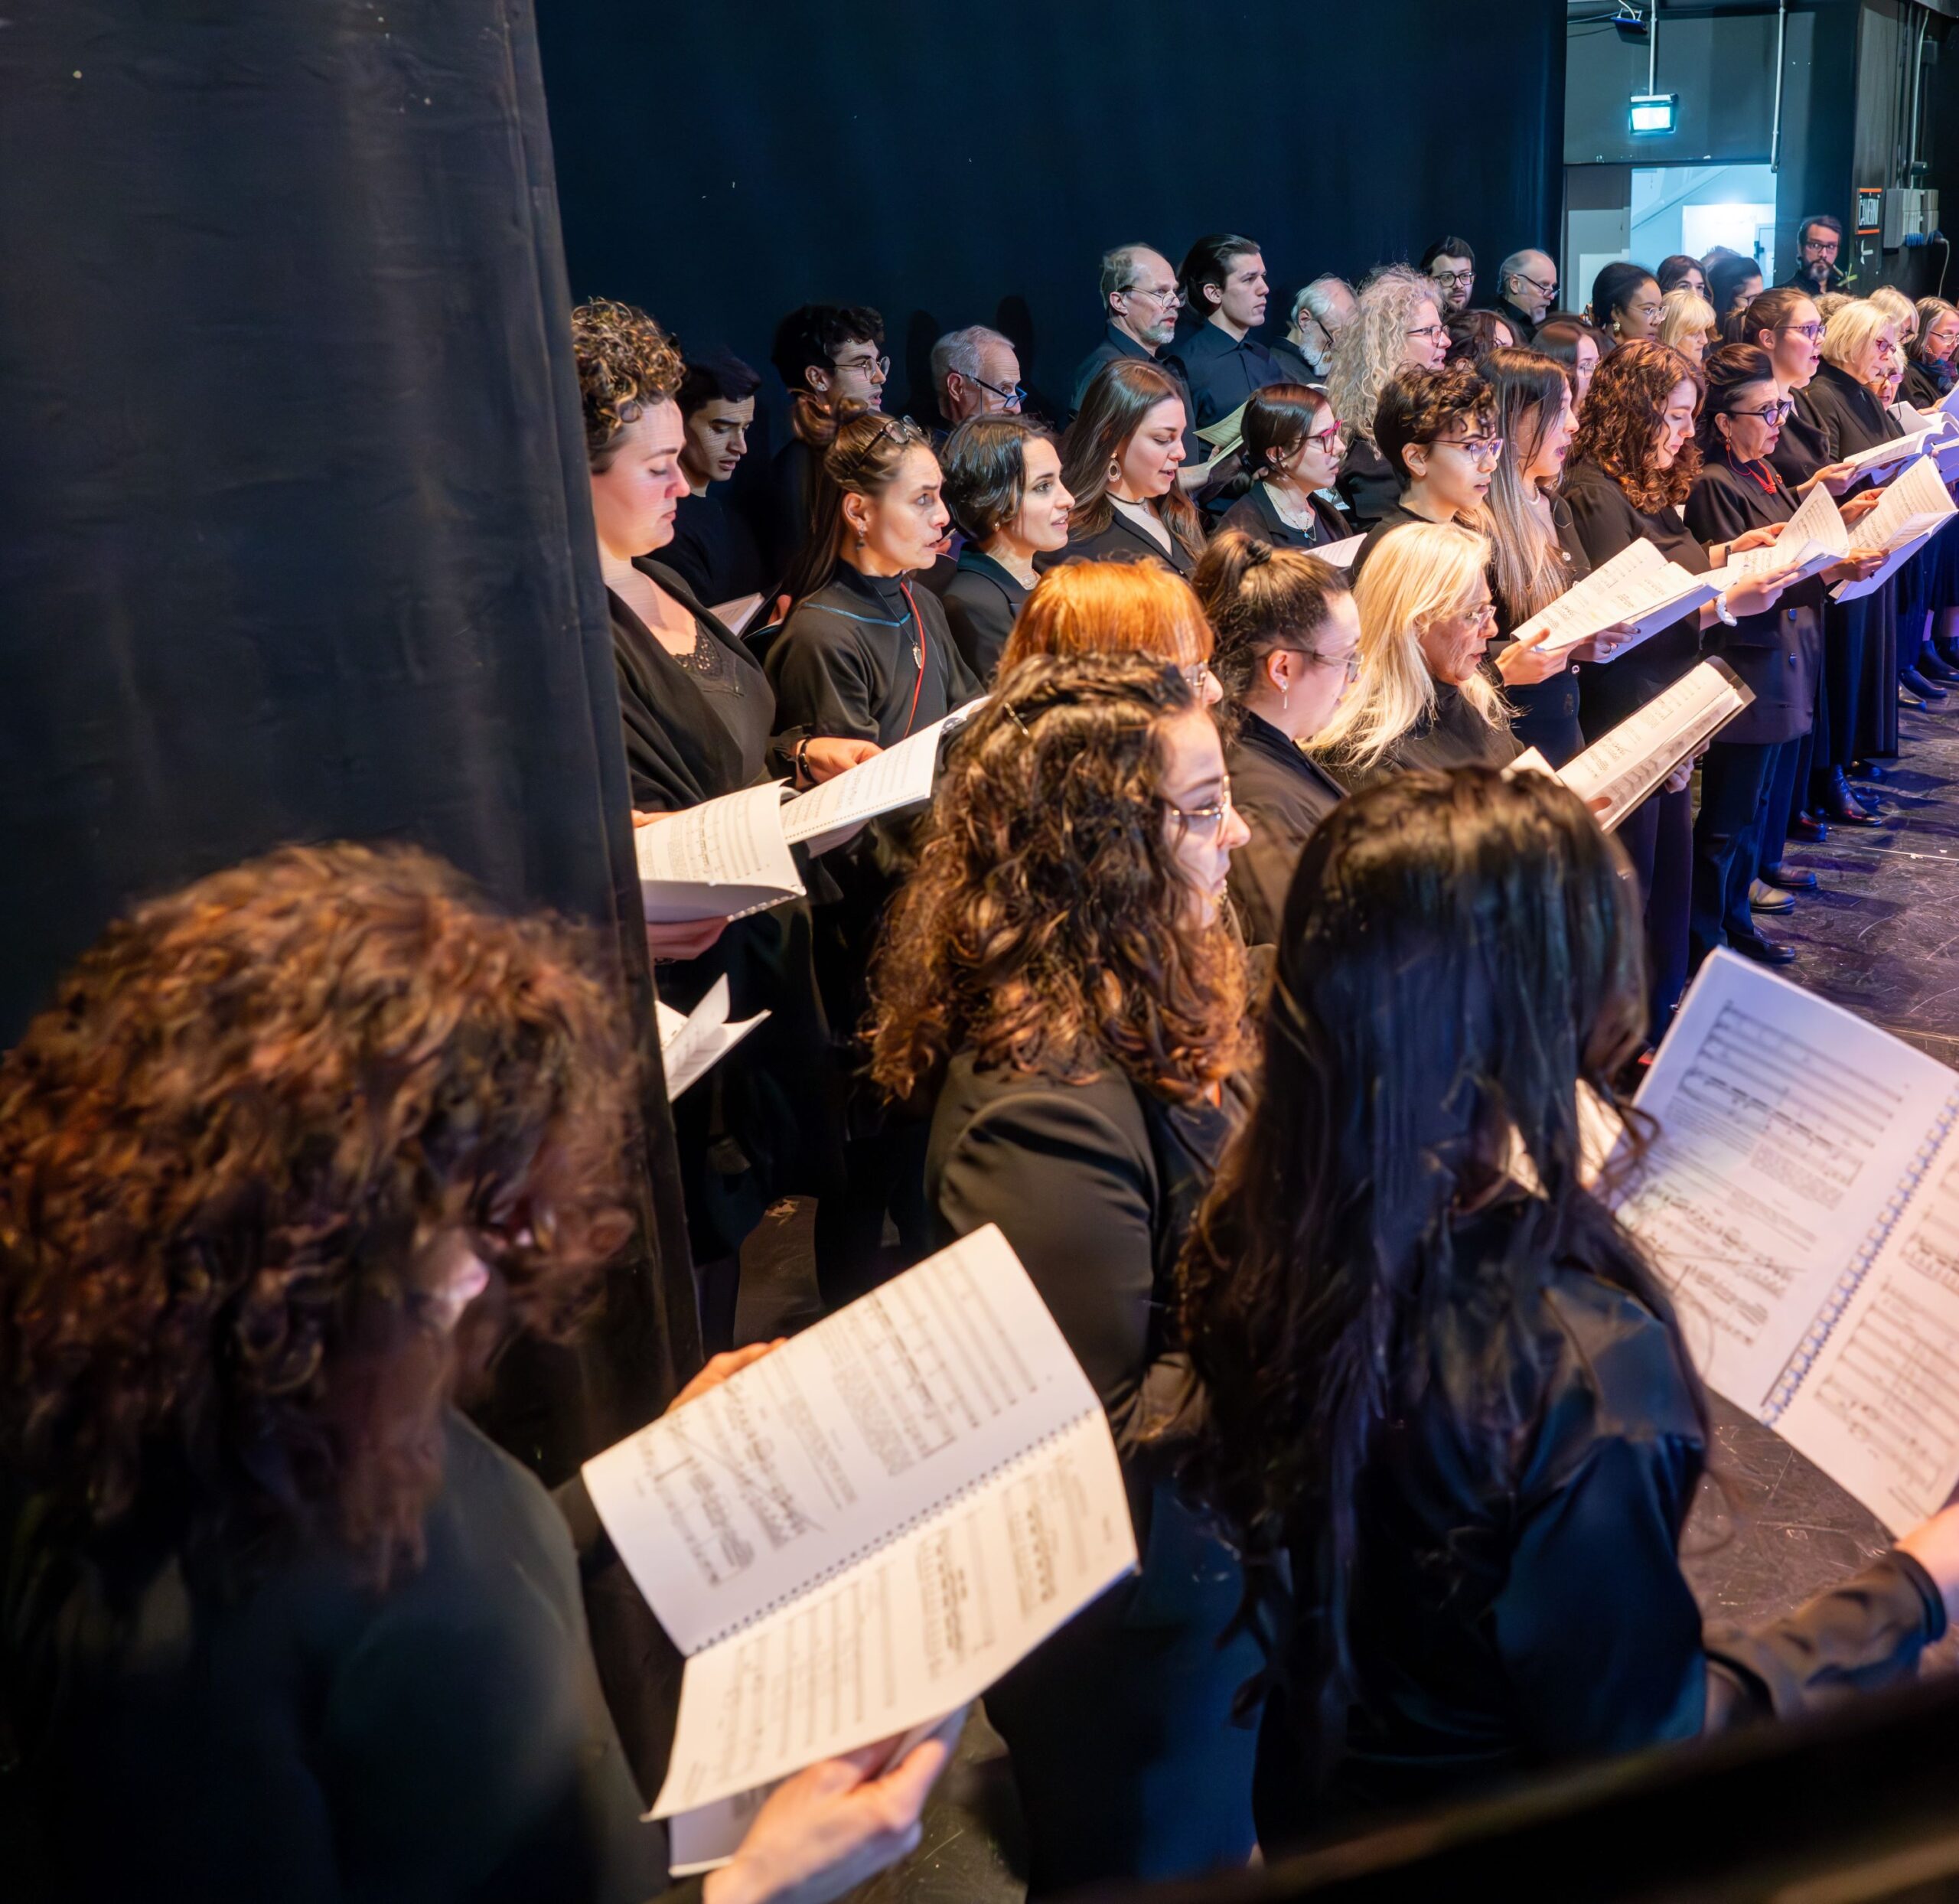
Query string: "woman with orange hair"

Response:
xmin=1001 ymin=556 xmax=1224 ymax=704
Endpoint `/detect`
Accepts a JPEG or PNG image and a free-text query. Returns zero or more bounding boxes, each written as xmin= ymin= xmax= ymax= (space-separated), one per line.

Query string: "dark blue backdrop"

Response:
xmin=538 ymin=0 xmax=1566 ymax=426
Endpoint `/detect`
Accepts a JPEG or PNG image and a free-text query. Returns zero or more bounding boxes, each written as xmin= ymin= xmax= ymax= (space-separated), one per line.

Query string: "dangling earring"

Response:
xmin=1107 ymin=458 xmax=1121 ymax=484
xmin=855 ymin=531 xmax=867 ymax=550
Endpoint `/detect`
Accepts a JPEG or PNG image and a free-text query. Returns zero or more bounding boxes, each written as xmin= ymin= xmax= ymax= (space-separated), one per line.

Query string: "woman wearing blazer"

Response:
xmin=869 ymin=652 xmax=1260 ymax=1897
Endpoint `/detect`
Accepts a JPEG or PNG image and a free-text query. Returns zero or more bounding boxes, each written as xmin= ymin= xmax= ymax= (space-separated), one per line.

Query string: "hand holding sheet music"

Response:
xmin=780 ymin=699 xmax=986 ymax=853
xmin=1830 ymin=455 xmax=1958 ymax=599
xmin=581 ymin=1224 xmax=1137 ymax=1834
xmin=1510 ymin=540 xmax=1723 ymax=657
xmin=1611 ymin=952 xmax=1959 ymax=1533
xmin=634 ymin=782 xmax=806 ymax=924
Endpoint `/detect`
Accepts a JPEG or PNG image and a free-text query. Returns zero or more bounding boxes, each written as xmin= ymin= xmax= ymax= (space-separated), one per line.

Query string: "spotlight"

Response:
xmin=1629 ymin=93 xmax=1677 ymax=135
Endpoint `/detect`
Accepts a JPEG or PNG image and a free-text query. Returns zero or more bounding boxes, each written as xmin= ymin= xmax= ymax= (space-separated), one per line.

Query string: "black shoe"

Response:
xmin=1749 ymin=880 xmax=1796 ymax=914
xmin=1729 ymin=930 xmax=1798 ymax=967
xmin=1849 ymin=758 xmax=1889 ymax=782
xmin=1789 ymin=812 xmax=1831 ymax=843
xmin=1820 ymin=771 xmax=1882 ymax=826
xmin=1759 ymin=863 xmax=1820 ymax=892
xmin=1935 ymin=637 xmax=1959 ymax=671
xmin=1918 ymin=651 xmax=1959 ymax=683
xmin=1901 ymin=686 xmax=1931 ymax=712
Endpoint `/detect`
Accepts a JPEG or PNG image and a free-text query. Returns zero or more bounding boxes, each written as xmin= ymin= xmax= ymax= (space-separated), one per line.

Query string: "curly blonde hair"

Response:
xmin=569 ymin=298 xmax=685 ymax=471
xmin=1326 ymin=266 xmax=1441 ymax=448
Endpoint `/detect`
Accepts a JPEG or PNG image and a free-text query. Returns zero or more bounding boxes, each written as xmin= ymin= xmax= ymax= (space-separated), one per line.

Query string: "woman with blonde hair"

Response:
xmin=1002 ymin=556 xmax=1224 ymax=703
xmin=1657 ymin=286 xmax=1718 ymax=366
xmin=1329 ymin=265 xmax=1451 ymax=529
xmin=1309 ymin=518 xmax=1516 ymax=787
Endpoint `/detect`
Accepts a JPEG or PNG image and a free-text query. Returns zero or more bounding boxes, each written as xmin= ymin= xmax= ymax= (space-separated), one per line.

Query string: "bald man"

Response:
xmin=1494 ymin=248 xmax=1559 ymax=342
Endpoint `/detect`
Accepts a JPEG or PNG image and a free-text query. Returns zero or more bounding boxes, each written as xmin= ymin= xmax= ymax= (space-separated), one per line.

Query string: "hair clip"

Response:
xmin=1002 ymin=700 xmax=1031 ymax=734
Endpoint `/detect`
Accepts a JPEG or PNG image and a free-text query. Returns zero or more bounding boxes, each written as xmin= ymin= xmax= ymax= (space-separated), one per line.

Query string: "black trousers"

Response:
xmin=1616 ymin=780 xmax=1693 ymax=1038
xmin=1812 ymin=600 xmax=1865 ymax=785
xmin=1690 ymin=738 xmax=1779 ymax=967
xmin=1762 ymin=729 xmax=1811 ymax=857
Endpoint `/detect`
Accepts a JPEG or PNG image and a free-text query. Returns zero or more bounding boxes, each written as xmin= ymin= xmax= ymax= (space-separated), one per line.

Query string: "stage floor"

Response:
xmin=810 ymin=703 xmax=1959 ymax=1901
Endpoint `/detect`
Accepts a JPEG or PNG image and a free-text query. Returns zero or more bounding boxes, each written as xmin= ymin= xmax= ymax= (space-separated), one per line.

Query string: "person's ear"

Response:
xmin=1204 ymin=282 xmax=1222 ymax=310
xmin=841 ymin=490 xmax=872 ymax=540
xmin=805 ymin=364 xmax=831 ymax=398
xmin=1403 ymin=444 xmax=1428 ymax=481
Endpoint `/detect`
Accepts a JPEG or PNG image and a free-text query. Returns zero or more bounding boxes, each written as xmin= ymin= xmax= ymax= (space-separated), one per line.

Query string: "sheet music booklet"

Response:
xmin=654 ymin=974 xmax=769 ymax=1101
xmin=1611 ymin=950 xmax=1959 ymax=1535
xmin=1509 ymin=538 xmax=1726 ymax=657
xmin=582 ymin=1225 xmax=1138 ymax=1870
xmin=1830 ymin=455 xmax=1958 ymax=601
xmin=634 ymin=699 xmax=985 ymax=919
xmin=1508 ymin=657 xmax=1753 ymax=832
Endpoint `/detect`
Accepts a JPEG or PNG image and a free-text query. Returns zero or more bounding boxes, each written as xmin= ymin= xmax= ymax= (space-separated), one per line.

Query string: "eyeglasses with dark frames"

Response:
xmin=968 ymin=374 xmax=1026 ymax=406
xmin=1432 ymin=269 xmax=1475 ymax=289
xmin=1511 ymin=270 xmax=1557 ymax=299
xmin=1727 ymin=398 xmax=1795 ymax=425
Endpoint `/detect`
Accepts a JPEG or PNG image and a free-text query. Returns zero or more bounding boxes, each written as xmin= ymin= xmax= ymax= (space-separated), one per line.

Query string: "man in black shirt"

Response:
xmin=764 ymin=302 xmax=888 ymax=573
xmin=1420 ymin=235 xmax=1478 ymax=315
xmin=1785 ymin=213 xmax=1848 ymax=295
xmin=663 ymin=346 xmax=766 ymax=612
xmin=1167 ymin=231 xmax=1285 ymax=428
xmin=1492 ymin=246 xmax=1558 ymax=342
xmin=1070 ymin=241 xmax=1203 ymax=463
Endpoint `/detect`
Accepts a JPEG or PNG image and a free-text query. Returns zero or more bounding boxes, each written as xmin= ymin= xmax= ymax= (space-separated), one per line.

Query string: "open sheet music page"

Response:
xmin=654 ymin=975 xmax=771 ymax=1101
xmin=1836 ymin=424 xmax=1941 ymax=480
xmin=1511 ymin=540 xmax=1717 ymax=656
xmin=1315 ymin=533 xmax=1365 ymax=569
xmin=581 ymin=1225 xmax=1136 ymax=1822
xmin=1614 ymin=954 xmax=1959 ymax=1457
xmin=709 ymin=591 xmax=764 ymax=637
xmin=779 ymin=699 xmax=986 ymax=851
xmin=1728 ymin=482 xmax=1850 ymax=581
xmin=1830 ymin=458 xmax=1957 ymax=599
xmin=1556 ymin=658 xmax=1752 ymax=832
xmin=634 ymin=782 xmax=803 ymax=924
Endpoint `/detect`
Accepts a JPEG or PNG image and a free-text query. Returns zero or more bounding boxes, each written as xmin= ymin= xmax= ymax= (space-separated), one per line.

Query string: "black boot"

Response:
xmin=1849 ymin=758 xmax=1889 ymax=782
xmin=1900 ymin=667 xmax=1946 ymax=702
xmin=1819 ymin=768 xmax=1882 ymax=826
xmin=1789 ymin=810 xmax=1830 ymax=843
xmin=1918 ymin=650 xmax=1959 ymax=683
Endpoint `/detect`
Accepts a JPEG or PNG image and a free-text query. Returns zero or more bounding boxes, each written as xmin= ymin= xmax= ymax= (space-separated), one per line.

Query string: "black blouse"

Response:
xmin=1348 ymin=499 xmax=1446 ymax=580
xmin=1049 ymin=504 xmax=1201 ymax=578
xmin=1904 ymin=356 xmax=1954 ymax=411
xmin=1225 ymin=712 xmax=1345 ymax=948
xmin=1323 ymin=680 xmax=1520 ymax=792
xmin=1560 ymin=458 xmax=1710 ymax=735
xmin=1214 ymin=481 xmax=1351 ymax=553
xmin=1336 ymin=436 xmax=1400 ymax=530
xmin=764 ymin=563 xmax=980 ymax=745
xmin=1684 ymin=458 xmax=1824 ymax=747
xmin=1253 ymin=1199 xmax=1946 ymax=1847
xmin=940 ymin=546 xmax=1028 ymax=682
xmin=1770 ymin=358 xmax=1901 ymax=489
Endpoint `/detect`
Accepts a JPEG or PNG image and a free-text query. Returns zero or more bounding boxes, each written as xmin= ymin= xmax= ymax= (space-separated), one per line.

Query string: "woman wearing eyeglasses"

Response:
xmin=1589 ymin=263 xmax=1665 ymax=350
xmin=1563 ymin=341 xmax=1798 ymax=1031
xmin=1213 ymin=383 xmax=1352 ymax=553
xmin=1328 ymin=266 xmax=1452 ymax=530
xmin=1905 ymin=298 xmax=1959 ymax=677
xmin=1195 ymin=533 xmax=1360 ymax=947
xmin=1054 ymin=358 xmax=1205 ymax=577
xmin=1348 ymin=364 xmax=1500 ymax=577
xmin=1309 ymin=519 xmax=1519 ymax=790
xmin=869 ymin=650 xmax=1258 ymax=1896
xmin=1533 ymin=317 xmax=1605 ymax=412
xmin=1685 ymin=345 xmax=1884 ymax=969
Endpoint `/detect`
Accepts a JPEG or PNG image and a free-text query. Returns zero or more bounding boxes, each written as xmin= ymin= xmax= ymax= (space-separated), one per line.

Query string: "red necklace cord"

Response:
xmin=897 ymin=577 xmax=927 ymax=736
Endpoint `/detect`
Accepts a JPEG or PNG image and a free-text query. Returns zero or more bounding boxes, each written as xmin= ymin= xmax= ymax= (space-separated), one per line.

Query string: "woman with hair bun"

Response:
xmin=1194 ymin=530 xmax=1359 ymax=946
xmin=869 ymin=650 xmax=1259 ymax=1895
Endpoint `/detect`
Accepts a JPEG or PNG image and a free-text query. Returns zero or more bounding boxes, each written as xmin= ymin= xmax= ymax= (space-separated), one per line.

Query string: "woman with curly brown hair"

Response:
xmin=1178 ymin=768 xmax=1959 ymax=1853
xmin=868 ymin=652 xmax=1259 ymax=1896
xmin=1054 ymin=357 xmax=1204 ymax=575
xmin=1563 ymin=339 xmax=1798 ymax=1030
xmin=0 ymin=843 xmax=958 ymax=1904
xmin=571 ymin=298 xmax=868 ymax=1335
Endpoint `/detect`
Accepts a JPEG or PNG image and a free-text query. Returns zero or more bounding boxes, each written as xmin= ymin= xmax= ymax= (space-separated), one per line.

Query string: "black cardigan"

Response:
xmin=1253 ymin=1197 xmax=1947 ymax=1847
xmin=2 ymin=1413 xmax=697 ymax=1904
xmin=940 ymin=546 xmax=1028 ymax=682
xmin=1322 ymin=680 xmax=1520 ymax=793
xmin=1048 ymin=504 xmax=1201 ymax=578
xmin=1225 ymin=712 xmax=1345 ymax=948
xmin=1336 ymin=435 xmax=1400 ymax=530
xmin=1213 ymin=480 xmax=1351 ymax=553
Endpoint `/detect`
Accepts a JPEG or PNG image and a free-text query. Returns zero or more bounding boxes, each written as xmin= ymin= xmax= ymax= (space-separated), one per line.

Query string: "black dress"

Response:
xmin=1165 ymin=322 xmax=1288 ymax=429
xmin=1252 ymin=1198 xmax=1945 ymax=1850
xmin=1489 ymin=491 xmax=1590 ymax=765
xmin=1048 ymin=504 xmax=1201 ymax=578
xmin=928 ymin=1058 xmax=1264 ymax=1895
xmin=940 ymin=546 xmax=1028 ymax=681
xmin=611 ymin=566 xmax=841 ymax=1270
xmin=1684 ymin=458 xmax=1827 ymax=961
xmin=2 ymin=1413 xmax=696 ymax=1904
xmin=1213 ymin=480 xmax=1350 ymax=553
xmin=1322 ymin=680 xmax=1519 ymax=792
xmin=1336 ymin=435 xmax=1400 ymax=530
xmin=661 ymin=487 xmax=767 ymax=611
xmin=1771 ymin=360 xmax=1902 ymax=761
xmin=1560 ymin=457 xmax=1705 ymax=1030
xmin=1226 ymin=711 xmax=1345 ymax=947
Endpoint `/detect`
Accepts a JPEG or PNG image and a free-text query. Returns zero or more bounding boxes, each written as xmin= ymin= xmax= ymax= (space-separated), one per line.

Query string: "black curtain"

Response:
xmin=0 ymin=2 xmax=700 ymax=1451
xmin=538 ymin=0 xmax=1565 ymax=422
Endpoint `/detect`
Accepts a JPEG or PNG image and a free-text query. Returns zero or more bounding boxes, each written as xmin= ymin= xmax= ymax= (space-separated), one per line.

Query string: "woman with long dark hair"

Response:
xmin=1563 ymin=340 xmax=1796 ymax=1032
xmin=1180 ymin=768 xmax=1959 ymax=1850
xmin=1055 ymin=357 xmax=1204 ymax=575
xmin=869 ymin=652 xmax=1259 ymax=1896
xmin=1195 ymin=532 xmax=1360 ymax=945
xmin=1531 ymin=316 xmax=1604 ymax=410
xmin=0 ymin=843 xmax=960 ymax=1903
xmin=1708 ymin=253 xmax=1765 ymax=333
xmin=1213 ymin=383 xmax=1352 ymax=552
xmin=1657 ymin=253 xmax=1708 ymax=298
xmin=1684 ymin=345 xmax=1879 ymax=967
